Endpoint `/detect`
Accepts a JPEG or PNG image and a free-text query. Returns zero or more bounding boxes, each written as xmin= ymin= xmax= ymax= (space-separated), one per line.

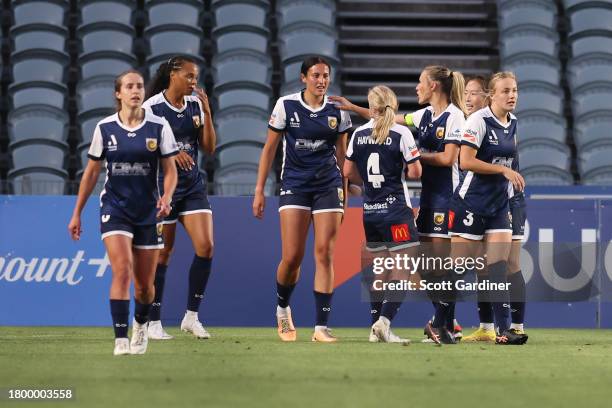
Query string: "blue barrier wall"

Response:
xmin=0 ymin=195 xmax=610 ymax=328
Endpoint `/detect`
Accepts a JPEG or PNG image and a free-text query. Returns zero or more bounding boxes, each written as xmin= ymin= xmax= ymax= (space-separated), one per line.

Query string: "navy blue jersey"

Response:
xmin=143 ymin=92 xmax=206 ymax=198
xmin=455 ymin=106 xmax=518 ymax=216
xmin=268 ymin=92 xmax=352 ymax=192
xmin=346 ymin=120 xmax=420 ymax=221
xmin=409 ymin=104 xmax=465 ymax=209
xmin=88 ymin=111 xmax=178 ymax=225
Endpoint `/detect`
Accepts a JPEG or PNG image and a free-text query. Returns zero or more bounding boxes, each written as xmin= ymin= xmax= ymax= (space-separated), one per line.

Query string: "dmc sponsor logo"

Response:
xmin=112 ymin=162 xmax=151 ymax=176
xmin=492 ymin=156 xmax=513 ymax=168
xmin=295 ymin=139 xmax=326 ymax=151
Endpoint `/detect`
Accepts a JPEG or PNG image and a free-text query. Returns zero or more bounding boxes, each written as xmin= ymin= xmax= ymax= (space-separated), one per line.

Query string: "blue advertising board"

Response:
xmin=0 ymin=195 xmax=610 ymax=328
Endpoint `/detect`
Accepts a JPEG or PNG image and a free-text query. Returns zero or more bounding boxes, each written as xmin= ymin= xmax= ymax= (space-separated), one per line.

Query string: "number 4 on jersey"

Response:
xmin=367 ymin=153 xmax=385 ymax=188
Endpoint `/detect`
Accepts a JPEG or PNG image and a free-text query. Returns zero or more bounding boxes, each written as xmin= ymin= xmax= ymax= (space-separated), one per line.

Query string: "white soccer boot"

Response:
xmin=180 ymin=311 xmax=211 ymax=339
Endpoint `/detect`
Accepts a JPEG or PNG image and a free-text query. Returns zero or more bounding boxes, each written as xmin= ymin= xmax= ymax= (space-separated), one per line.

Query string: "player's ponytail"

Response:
xmin=424 ymin=65 xmax=467 ymax=116
xmin=145 ymin=55 xmax=198 ymax=100
xmin=114 ymin=69 xmax=144 ymax=111
xmin=368 ymin=85 xmax=398 ymax=145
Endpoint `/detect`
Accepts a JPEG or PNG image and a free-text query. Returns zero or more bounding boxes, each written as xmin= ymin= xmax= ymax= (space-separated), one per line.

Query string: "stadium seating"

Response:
xmin=212 ymin=0 xmax=269 ymax=30
xmin=571 ymin=83 xmax=612 ymax=120
xmin=214 ymin=167 xmax=274 ymax=196
xmin=12 ymin=0 xmax=68 ymax=28
xmin=212 ymin=50 xmax=272 ymax=91
xmin=514 ymin=83 xmax=564 ymax=117
xmin=10 ymin=141 xmax=67 ymax=172
xmin=499 ymin=26 xmax=559 ymax=60
xmin=277 ymin=0 xmax=335 ymax=28
xmin=214 ymin=107 xmax=269 ymax=147
xmin=8 ymin=168 xmax=69 ymax=195
xmin=519 ymin=140 xmax=573 ymax=185
xmin=498 ymin=0 xmax=557 ymax=32
xmin=77 ymin=76 xmax=117 ymax=118
xmin=215 ymin=85 xmax=272 ymax=113
xmin=502 ymin=54 xmax=561 ymax=86
xmin=79 ymin=0 xmax=135 ymax=26
xmin=573 ymin=113 xmax=612 ymax=151
xmin=518 ymin=112 xmax=567 ymax=145
xmin=146 ymin=0 xmax=203 ymax=28
xmin=578 ymin=143 xmax=612 ymax=185
xmin=216 ymin=143 xmax=263 ymax=169
xmin=8 ymin=105 xmax=69 ymax=145
xmin=568 ymin=54 xmax=612 ymax=91
xmin=144 ymin=0 xmax=206 ymax=79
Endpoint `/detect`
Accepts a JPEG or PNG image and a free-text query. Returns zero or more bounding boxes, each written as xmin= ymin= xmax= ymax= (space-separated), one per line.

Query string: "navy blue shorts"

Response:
xmin=278 ymin=187 xmax=344 ymax=214
xmin=448 ymin=197 xmax=511 ymax=241
xmin=100 ymin=214 xmax=164 ymax=249
xmin=510 ymin=203 xmax=526 ymax=240
xmin=364 ymin=214 xmax=419 ymax=252
xmin=163 ymin=189 xmax=212 ymax=224
xmin=416 ymin=208 xmax=450 ymax=238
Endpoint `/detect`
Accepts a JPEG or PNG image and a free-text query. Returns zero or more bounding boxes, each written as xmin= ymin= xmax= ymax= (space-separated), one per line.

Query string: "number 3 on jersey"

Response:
xmin=367 ymin=153 xmax=385 ymax=188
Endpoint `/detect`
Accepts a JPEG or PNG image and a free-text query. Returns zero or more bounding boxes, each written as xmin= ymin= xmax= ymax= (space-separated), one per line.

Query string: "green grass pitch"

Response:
xmin=1 ymin=327 xmax=611 ymax=408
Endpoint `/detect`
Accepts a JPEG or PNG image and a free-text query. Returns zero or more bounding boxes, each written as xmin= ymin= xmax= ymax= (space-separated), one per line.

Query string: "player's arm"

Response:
xmin=158 ymin=156 xmax=178 ymax=218
xmin=68 ymin=159 xmax=102 ymax=240
xmin=406 ymin=160 xmax=422 ymax=180
xmin=195 ymin=87 xmax=216 ymax=155
xmin=328 ymin=95 xmax=371 ymax=120
xmin=460 ymin=146 xmax=525 ymax=191
xmin=253 ymin=129 xmax=282 ymax=219
xmin=419 ymin=143 xmax=459 ymax=167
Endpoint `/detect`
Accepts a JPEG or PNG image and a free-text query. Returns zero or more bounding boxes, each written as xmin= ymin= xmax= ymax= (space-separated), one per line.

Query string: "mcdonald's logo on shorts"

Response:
xmin=391 ymin=224 xmax=410 ymax=242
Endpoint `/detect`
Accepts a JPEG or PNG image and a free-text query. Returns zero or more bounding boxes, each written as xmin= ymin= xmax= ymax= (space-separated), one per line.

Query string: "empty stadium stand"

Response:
xmin=3 ymin=0 xmax=612 ymax=194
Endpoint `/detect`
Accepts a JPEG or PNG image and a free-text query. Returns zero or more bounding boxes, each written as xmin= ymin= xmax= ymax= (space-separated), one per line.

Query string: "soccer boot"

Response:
xmin=423 ymin=322 xmax=441 ymax=345
xmin=311 ymin=327 xmax=337 ymax=342
xmin=496 ymin=329 xmax=528 ymax=345
xmin=147 ymin=320 xmax=174 ymax=340
xmin=462 ymin=327 xmax=496 ymax=342
xmin=130 ymin=320 xmax=149 ymax=355
xmin=113 ymin=338 xmax=130 ymax=356
xmin=277 ymin=307 xmax=297 ymax=342
xmin=180 ymin=311 xmax=211 ymax=339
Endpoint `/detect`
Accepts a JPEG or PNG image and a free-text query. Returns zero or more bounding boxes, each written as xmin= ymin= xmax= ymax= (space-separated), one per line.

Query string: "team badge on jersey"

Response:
xmin=391 ymin=224 xmax=410 ymax=242
xmin=156 ymin=223 xmax=163 ymax=236
xmin=435 ymin=127 xmax=445 ymax=139
xmin=337 ymin=187 xmax=344 ymax=203
xmin=146 ymin=138 xmax=158 ymax=152
xmin=328 ymin=116 xmax=338 ymax=130
xmin=192 ymin=115 xmax=201 ymax=128
xmin=434 ymin=212 xmax=445 ymax=226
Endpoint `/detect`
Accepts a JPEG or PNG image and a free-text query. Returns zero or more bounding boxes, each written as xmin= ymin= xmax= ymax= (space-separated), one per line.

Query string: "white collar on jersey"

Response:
xmin=298 ymin=90 xmax=329 ymax=113
xmin=429 ymin=103 xmax=457 ymax=122
xmin=485 ymin=106 xmax=515 ymax=129
xmin=113 ymin=111 xmax=148 ymax=132
xmin=161 ymin=90 xmax=188 ymax=113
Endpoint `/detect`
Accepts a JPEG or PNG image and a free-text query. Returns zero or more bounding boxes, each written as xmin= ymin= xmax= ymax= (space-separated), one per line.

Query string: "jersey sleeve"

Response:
xmin=399 ymin=128 xmax=421 ymax=164
xmin=461 ymin=114 xmax=486 ymax=149
xmin=444 ymin=111 xmax=465 ymax=145
xmin=338 ymin=110 xmax=352 ymax=133
xmin=345 ymin=130 xmax=357 ymax=161
xmin=159 ymin=119 xmax=179 ymax=157
xmin=87 ymin=124 xmax=105 ymax=161
xmin=268 ymin=98 xmax=286 ymax=131
xmin=404 ymin=107 xmax=428 ymax=128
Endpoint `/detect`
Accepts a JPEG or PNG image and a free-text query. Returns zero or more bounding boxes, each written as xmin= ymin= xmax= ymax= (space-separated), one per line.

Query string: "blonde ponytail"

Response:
xmin=368 ymin=85 xmax=398 ymax=145
xmin=424 ymin=65 xmax=467 ymax=116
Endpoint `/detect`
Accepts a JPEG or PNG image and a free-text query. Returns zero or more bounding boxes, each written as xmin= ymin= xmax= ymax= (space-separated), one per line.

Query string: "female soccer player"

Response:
xmin=448 ymin=71 xmax=527 ymax=345
xmin=252 ymin=56 xmax=352 ymax=342
xmin=344 ymin=85 xmax=422 ymax=343
xmin=68 ymin=70 xmax=178 ymax=355
xmin=143 ymin=56 xmax=217 ymax=340
xmin=331 ymin=66 xmax=467 ymax=343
